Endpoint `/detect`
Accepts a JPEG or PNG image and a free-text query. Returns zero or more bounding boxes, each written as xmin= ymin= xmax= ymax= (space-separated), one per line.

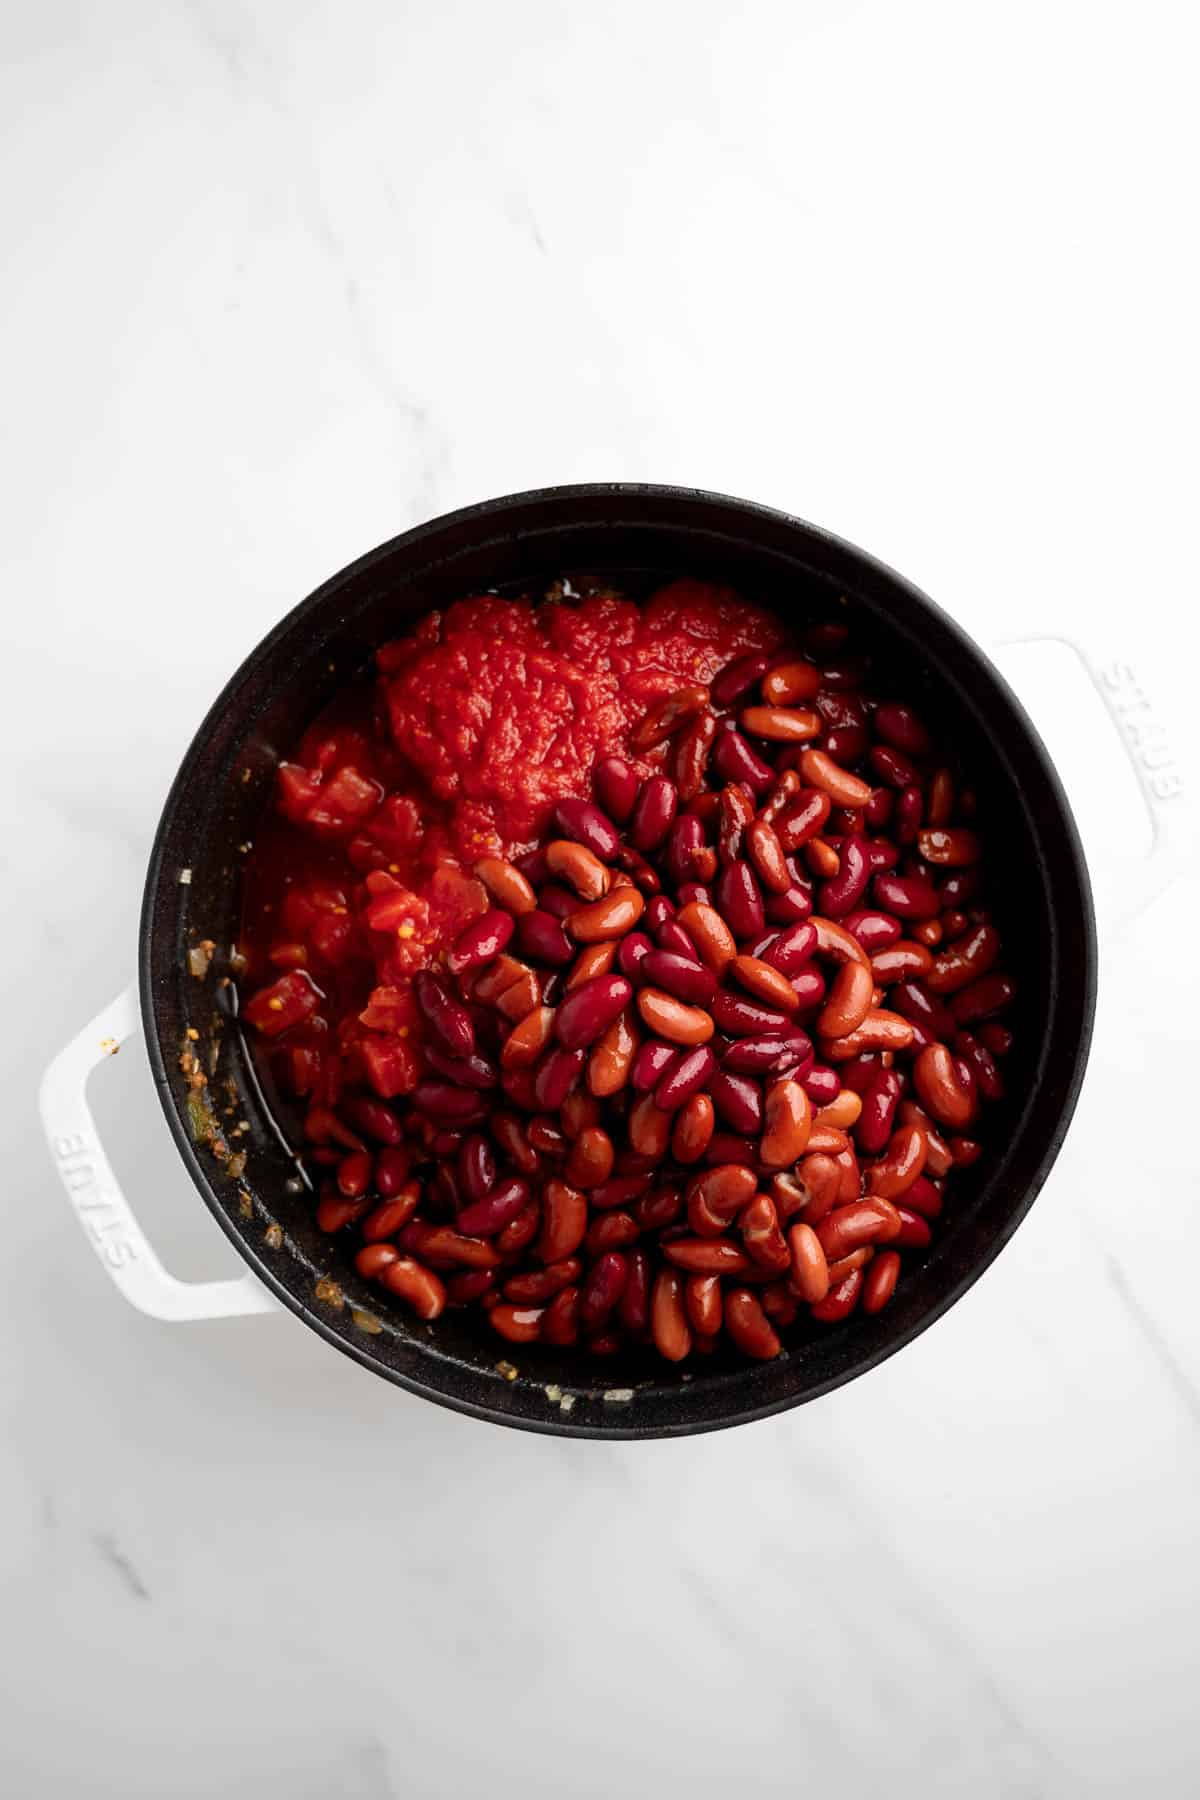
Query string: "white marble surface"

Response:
xmin=4 ymin=3 xmax=1200 ymax=1794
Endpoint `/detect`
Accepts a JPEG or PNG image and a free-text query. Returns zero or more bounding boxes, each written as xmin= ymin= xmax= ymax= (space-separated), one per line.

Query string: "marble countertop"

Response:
xmin=3 ymin=4 xmax=1199 ymax=1794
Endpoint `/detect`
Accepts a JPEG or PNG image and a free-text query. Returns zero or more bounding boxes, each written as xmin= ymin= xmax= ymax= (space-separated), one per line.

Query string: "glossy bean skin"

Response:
xmin=822 ymin=1011 xmax=915 ymax=1060
xmin=711 ymin=990 xmax=791 ymax=1037
xmin=565 ymin=1126 xmax=616 ymax=1190
xmin=721 ymin=1031 xmax=813 ymax=1076
xmin=678 ymin=902 xmax=738 ymax=973
xmin=554 ymin=974 xmax=634 ymax=1050
xmin=672 ymin=1093 xmax=716 ymax=1163
xmin=762 ymin=658 xmax=821 ymax=705
xmin=630 ymin=776 xmax=680 ymax=853
xmin=818 ymin=836 xmax=872 ymax=917
xmin=579 ymin=1251 xmax=629 ymax=1332
xmin=456 ymin=1176 xmax=532 ymax=1237
xmin=651 ymin=1268 xmax=693 ymax=1361
xmin=715 ymin=859 xmax=766 ymax=940
xmin=724 ymin=1288 xmax=781 ymax=1359
xmin=616 ymin=1248 xmax=651 ymax=1336
xmin=685 ymin=1273 xmax=723 ymax=1336
xmin=587 ymin=1007 xmax=639 ymax=1097
xmin=776 ymin=788 xmax=832 ymax=852
xmin=475 ymin=856 xmax=538 ymax=916
xmin=862 ymin=1250 xmax=901 ymax=1313
xmin=760 ymin=1078 xmax=813 ymax=1167
xmin=663 ymin=1238 xmax=753 ymax=1275
xmin=447 ymin=910 xmax=515 ymax=976
xmin=816 ymin=960 xmax=875 ymax=1038
xmin=546 ymin=839 xmax=611 ymax=902
xmin=532 ymin=1045 xmax=587 ymax=1111
xmin=593 ymin=754 xmax=640 ymax=823
xmin=797 ymin=748 xmax=873 ymax=808
xmin=787 ymin=1222 xmax=830 ymax=1303
xmin=855 ymin=1068 xmax=902 ymax=1155
xmin=502 ymin=1005 xmax=556 ymax=1070
xmin=637 ymin=987 xmax=715 ymax=1046
xmin=871 ymin=941 xmax=934 ymax=982
xmin=762 ymin=919 xmax=818 ymax=975
xmin=708 ymin=1071 xmax=764 ymax=1134
xmin=809 ymin=1266 xmax=864 ymax=1323
xmin=536 ymin=1179 xmax=589 ymax=1262
xmin=913 ymin=1043 xmax=977 ymax=1130
xmin=632 ymin=1039 xmax=681 ymax=1093
xmin=950 ymin=972 xmax=1016 ymax=1024
xmin=632 ymin=684 xmax=710 ymax=751
xmin=874 ymin=702 xmax=931 ymax=756
xmin=567 ymin=887 xmax=647 ymax=943
xmin=629 ymin=1092 xmax=673 ymax=1159
xmin=674 ymin=710 xmax=718 ymax=800
xmin=866 ymin=1124 xmax=928 ymax=1199
xmin=641 ymin=950 xmax=717 ymax=1006
xmin=554 ymin=798 xmax=621 ymax=861
xmin=872 ymin=873 xmax=940 ymax=920
xmin=926 ymin=923 xmax=1001 ymax=994
xmin=413 ymin=971 xmax=476 ymax=1059
xmin=654 ymin=1045 xmax=717 ymax=1111
xmin=918 ymin=827 xmax=981 ymax=867
xmin=741 ymin=704 xmax=821 ymax=743
xmin=711 ymin=651 xmax=771 ymax=704
xmin=377 ymin=1256 xmax=446 ymax=1320
xmin=712 ymin=721 xmax=774 ymax=793
xmin=518 ymin=908 xmax=576 ymax=966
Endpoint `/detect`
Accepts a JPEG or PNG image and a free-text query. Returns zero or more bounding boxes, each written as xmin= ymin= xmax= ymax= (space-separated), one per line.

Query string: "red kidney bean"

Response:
xmin=413 ymin=971 xmax=476 ymax=1059
xmin=762 ymin=657 xmax=821 ymax=704
xmin=659 ymin=814 xmax=704 ymax=887
xmin=712 ymin=720 xmax=775 ymax=793
xmin=654 ymin=1045 xmax=716 ymax=1111
xmin=409 ymin=1082 xmax=488 ymax=1126
xmin=892 ymin=1207 xmax=932 ymax=1248
xmin=674 ymin=709 xmax=718 ymax=800
xmin=535 ymin=1179 xmax=588 ymax=1262
xmin=540 ymin=1285 xmax=580 ymax=1345
xmin=712 ymin=861 xmax=762 ymax=942
xmin=918 ymin=827 xmax=982 ymax=867
xmin=368 ymin=1145 xmax=410 ymax=1199
xmin=761 ymin=1077 xmax=813 ymax=1167
xmin=631 ymin=1039 xmax=681 ymax=1092
xmin=501 ymin=1005 xmax=556 ymax=1071
xmin=775 ymin=788 xmax=832 ymax=852
xmin=355 ymin=1242 xmax=401 ymax=1280
xmin=517 ymin=909 xmax=575 ymax=966
xmin=663 ymin=1238 xmax=752 ymax=1275
xmin=800 ymin=1062 xmax=841 ymax=1106
xmin=654 ymin=920 xmax=698 ymax=961
xmin=871 ymin=942 xmax=934 ymax=983
xmin=539 ymin=882 xmax=585 ymax=920
xmin=872 ymin=872 xmax=940 ymax=919
xmin=939 ymin=867 xmax=980 ymax=906
xmin=504 ymin=1259 xmax=582 ymax=1305
xmin=568 ymin=887 xmax=647 ymax=942
xmin=890 ymin=978 xmax=956 ymax=1039
xmin=630 ymin=776 xmax=679 ymax=853
xmin=745 ymin=817 xmax=792 ymax=894
xmin=979 ymin=1020 xmax=1013 ymax=1057
xmin=724 ymin=1288 xmax=781 ymax=1359
xmin=855 ymin=1068 xmax=902 ymax=1155
xmin=866 ymin=1124 xmax=928 ymax=1199
xmin=632 ymin=684 xmax=710 ymax=751
xmin=718 ymin=784 xmax=755 ymax=864
xmin=702 ymin=1133 xmax=760 ymax=1169
xmin=842 ymin=909 xmax=902 ymax=953
xmin=950 ymin=1136 xmax=982 ymax=1167
xmin=616 ymin=930 xmax=654 ymax=979
xmin=741 ymin=704 xmax=821 ymax=743
xmin=489 ymin=1302 xmax=545 ymax=1343
xmin=651 ymin=1267 xmax=692 ymax=1360
xmin=913 ymin=1044 xmax=976 ymax=1130
xmin=641 ymin=949 xmax=717 ymax=1006
xmin=949 ymin=971 xmax=1015 ymax=1024
xmin=708 ymin=1071 xmax=763 ymax=1134
xmin=926 ymin=922 xmax=1000 ymax=994
xmin=683 ymin=1273 xmax=722 ymax=1337
xmin=869 ymin=744 xmax=919 ymax=789
xmin=809 ymin=1266 xmax=863 ymax=1322
xmin=669 ymin=1091 xmax=716 ymax=1164
xmin=553 ymin=973 xmax=633 ymax=1050
xmin=645 ymin=895 xmax=676 ymax=934
xmin=824 ymin=725 xmax=870 ymax=764
xmin=676 ymin=882 xmax=710 ymax=907
xmin=422 ymin=1045 xmax=499 ymax=1091
xmin=564 ymin=1125 xmax=615 ymax=1189
xmin=616 ymin=844 xmax=663 ymax=894
xmin=764 ymin=882 xmax=813 ymax=924
xmin=954 ymin=1031 xmax=1004 ymax=1102
xmin=865 ymin=838 xmax=901 ymax=871
xmin=711 ymin=991 xmax=791 ymax=1037
xmin=554 ymin=797 xmax=621 ymax=861
xmin=817 ymin=960 xmax=875 ymax=1039
xmin=612 ymin=1246 xmax=648 ymax=1335
xmin=817 ymin=834 xmax=872 ymax=917
xmin=628 ymin=1091 xmax=673 ymax=1158
xmin=456 ymin=1176 xmax=532 ymax=1237
xmin=585 ymin=1209 xmax=640 ymax=1254
xmin=712 ymin=651 xmax=771 ymax=704
xmin=447 ymin=910 xmax=515 ymax=976
xmin=340 ymin=1095 xmax=404 ymax=1145
xmin=531 ymin=1045 xmax=586 ymax=1111
xmin=902 ymin=1174 xmax=943 ymax=1219
xmin=864 ymin=787 xmax=894 ymax=831
xmin=457 ymin=1133 xmax=496 ymax=1206
xmin=376 ymin=1256 xmax=447 ymax=1319
xmin=593 ymin=754 xmax=640 ymax=823
xmin=334 ymin=1148 xmax=371 ymax=1199
xmin=579 ymin=1251 xmax=628 ymax=1332
xmin=722 ymin=1030 xmax=813 ymax=1076
xmin=729 ymin=954 xmax=799 ymax=1015
xmin=874 ymin=702 xmax=931 ymax=756
xmin=637 ymin=988 xmax=715 ymax=1046
xmin=444 ymin=1269 xmax=496 ymax=1308
xmin=590 ymin=1174 xmax=653 ymax=1211
xmin=862 ymin=1249 xmax=901 ymax=1313
xmin=762 ymin=919 xmax=817 ymax=975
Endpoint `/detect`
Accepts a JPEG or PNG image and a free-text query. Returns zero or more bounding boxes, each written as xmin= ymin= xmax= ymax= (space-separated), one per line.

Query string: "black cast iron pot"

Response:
xmin=141 ymin=483 xmax=1096 ymax=1437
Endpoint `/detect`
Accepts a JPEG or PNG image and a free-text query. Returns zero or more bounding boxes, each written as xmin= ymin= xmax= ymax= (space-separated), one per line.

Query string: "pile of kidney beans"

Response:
xmin=272 ymin=625 xmax=1015 ymax=1365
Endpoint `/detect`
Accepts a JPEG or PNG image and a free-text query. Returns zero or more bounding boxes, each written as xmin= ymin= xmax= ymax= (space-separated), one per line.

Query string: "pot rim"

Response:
xmin=139 ymin=482 xmax=1096 ymax=1437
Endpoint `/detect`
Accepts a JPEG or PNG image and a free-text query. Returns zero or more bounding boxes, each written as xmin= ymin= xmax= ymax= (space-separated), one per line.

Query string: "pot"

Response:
xmin=40 ymin=485 xmax=1179 ymax=1436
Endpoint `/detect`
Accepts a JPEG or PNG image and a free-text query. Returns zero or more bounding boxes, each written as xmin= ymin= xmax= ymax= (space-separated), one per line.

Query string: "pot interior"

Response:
xmin=141 ymin=487 xmax=1094 ymax=1436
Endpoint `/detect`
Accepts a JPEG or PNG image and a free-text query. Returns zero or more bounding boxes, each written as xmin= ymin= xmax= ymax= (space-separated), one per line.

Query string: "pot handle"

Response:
xmin=991 ymin=633 xmax=1188 ymax=933
xmin=38 ymin=987 xmax=279 ymax=1321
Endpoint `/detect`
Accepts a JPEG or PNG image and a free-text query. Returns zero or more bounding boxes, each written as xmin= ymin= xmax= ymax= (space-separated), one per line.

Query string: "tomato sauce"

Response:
xmin=239 ymin=579 xmax=784 ymax=1106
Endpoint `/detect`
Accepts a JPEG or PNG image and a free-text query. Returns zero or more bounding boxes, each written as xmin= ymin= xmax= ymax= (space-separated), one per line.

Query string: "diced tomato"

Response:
xmin=300 ymin=726 xmax=377 ymax=779
xmin=309 ymin=911 xmax=356 ymax=966
xmin=277 ymin=763 xmax=322 ymax=823
xmin=288 ymin=1043 xmax=325 ymax=1095
xmin=346 ymin=833 xmax=391 ymax=873
xmin=360 ymin=1033 xmax=421 ymax=1098
xmin=267 ymin=940 xmax=309 ymax=971
xmin=358 ymin=984 xmax=419 ymax=1035
xmin=367 ymin=793 xmax=424 ymax=857
xmin=305 ymin=766 xmax=383 ymax=835
xmin=242 ymin=971 xmax=323 ymax=1038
